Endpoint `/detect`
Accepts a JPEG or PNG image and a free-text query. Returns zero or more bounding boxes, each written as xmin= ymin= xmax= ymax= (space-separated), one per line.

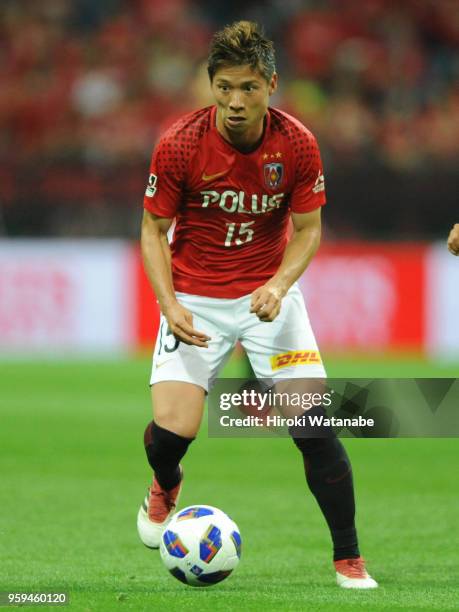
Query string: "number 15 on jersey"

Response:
xmin=224 ymin=221 xmax=255 ymax=247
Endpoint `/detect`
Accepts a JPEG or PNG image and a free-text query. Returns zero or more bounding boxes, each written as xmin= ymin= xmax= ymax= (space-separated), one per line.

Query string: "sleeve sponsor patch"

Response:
xmin=312 ymin=171 xmax=325 ymax=194
xmin=145 ymin=173 xmax=158 ymax=197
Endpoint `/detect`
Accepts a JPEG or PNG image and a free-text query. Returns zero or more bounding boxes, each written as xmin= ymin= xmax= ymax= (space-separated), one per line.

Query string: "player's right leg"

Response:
xmin=137 ymin=382 xmax=205 ymax=548
xmin=137 ymin=293 xmax=236 ymax=548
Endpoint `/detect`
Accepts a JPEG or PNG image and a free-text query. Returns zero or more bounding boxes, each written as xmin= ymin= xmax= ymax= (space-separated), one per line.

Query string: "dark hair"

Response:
xmin=207 ymin=21 xmax=276 ymax=82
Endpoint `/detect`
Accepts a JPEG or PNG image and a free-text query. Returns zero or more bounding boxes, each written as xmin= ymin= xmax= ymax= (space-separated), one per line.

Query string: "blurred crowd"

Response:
xmin=0 ymin=0 xmax=458 ymax=236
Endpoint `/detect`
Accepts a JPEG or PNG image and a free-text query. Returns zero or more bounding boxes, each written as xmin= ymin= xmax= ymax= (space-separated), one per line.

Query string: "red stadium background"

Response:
xmin=0 ymin=1 xmax=458 ymax=360
xmin=2 ymin=241 xmax=445 ymax=355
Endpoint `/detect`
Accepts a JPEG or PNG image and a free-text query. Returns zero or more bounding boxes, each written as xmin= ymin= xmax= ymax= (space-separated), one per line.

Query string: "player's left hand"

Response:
xmin=250 ymin=283 xmax=286 ymax=322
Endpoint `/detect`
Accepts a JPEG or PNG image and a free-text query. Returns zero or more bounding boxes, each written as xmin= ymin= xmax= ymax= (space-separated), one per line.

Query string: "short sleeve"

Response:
xmin=290 ymin=133 xmax=326 ymax=213
xmin=143 ymin=137 xmax=185 ymax=217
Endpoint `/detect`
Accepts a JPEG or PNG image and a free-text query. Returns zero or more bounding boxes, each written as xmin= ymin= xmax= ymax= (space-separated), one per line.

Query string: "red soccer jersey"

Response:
xmin=143 ymin=105 xmax=326 ymax=298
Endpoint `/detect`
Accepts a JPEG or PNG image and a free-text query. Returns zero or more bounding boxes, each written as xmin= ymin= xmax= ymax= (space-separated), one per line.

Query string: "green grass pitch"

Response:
xmin=1 ymin=355 xmax=458 ymax=611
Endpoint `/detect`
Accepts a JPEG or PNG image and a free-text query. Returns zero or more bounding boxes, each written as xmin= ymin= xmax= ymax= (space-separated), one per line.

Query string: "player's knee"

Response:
xmin=289 ymin=419 xmax=344 ymax=460
xmin=151 ymin=382 xmax=205 ymax=438
xmin=288 ymin=404 xmax=335 ymax=449
xmin=144 ymin=421 xmax=194 ymax=471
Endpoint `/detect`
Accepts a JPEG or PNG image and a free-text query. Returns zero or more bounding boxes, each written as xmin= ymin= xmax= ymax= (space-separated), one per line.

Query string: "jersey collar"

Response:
xmin=210 ymin=105 xmax=271 ymax=156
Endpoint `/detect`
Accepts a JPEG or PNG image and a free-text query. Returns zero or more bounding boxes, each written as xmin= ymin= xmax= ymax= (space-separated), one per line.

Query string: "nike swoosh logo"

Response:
xmin=202 ymin=170 xmax=228 ymax=182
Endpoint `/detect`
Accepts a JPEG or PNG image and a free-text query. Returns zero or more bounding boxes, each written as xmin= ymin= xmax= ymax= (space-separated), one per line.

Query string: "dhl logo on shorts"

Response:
xmin=270 ymin=350 xmax=322 ymax=371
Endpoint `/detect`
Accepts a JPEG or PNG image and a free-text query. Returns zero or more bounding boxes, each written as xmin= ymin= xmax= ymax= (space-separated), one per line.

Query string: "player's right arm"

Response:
xmin=142 ymin=130 xmax=210 ymax=347
xmin=141 ymin=210 xmax=210 ymax=348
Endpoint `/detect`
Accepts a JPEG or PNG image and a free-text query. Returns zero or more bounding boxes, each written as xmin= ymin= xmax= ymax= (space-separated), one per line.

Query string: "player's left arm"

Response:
xmin=447 ymin=223 xmax=459 ymax=255
xmin=250 ymin=207 xmax=321 ymax=322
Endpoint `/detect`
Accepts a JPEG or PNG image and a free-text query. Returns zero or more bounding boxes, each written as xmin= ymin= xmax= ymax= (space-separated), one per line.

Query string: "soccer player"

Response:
xmin=137 ymin=21 xmax=378 ymax=589
xmin=447 ymin=224 xmax=459 ymax=255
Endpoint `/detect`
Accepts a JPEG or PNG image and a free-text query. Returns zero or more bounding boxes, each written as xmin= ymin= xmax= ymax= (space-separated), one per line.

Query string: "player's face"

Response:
xmin=211 ymin=64 xmax=277 ymax=146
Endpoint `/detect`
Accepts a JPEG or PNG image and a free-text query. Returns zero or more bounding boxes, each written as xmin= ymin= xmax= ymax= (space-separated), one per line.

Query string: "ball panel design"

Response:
xmin=169 ymin=567 xmax=188 ymax=584
xmin=199 ymin=525 xmax=222 ymax=563
xmin=177 ymin=506 xmax=214 ymax=521
xmin=230 ymin=530 xmax=242 ymax=559
xmin=197 ymin=570 xmax=233 ymax=584
xmin=162 ymin=529 xmax=189 ymax=558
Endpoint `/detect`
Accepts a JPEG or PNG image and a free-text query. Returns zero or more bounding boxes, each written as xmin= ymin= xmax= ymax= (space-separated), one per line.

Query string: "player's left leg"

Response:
xmin=240 ymin=284 xmax=378 ymax=588
xmin=291 ymin=433 xmax=377 ymax=588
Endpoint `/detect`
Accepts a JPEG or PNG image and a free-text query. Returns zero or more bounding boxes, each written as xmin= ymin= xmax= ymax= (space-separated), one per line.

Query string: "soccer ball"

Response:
xmin=159 ymin=505 xmax=241 ymax=587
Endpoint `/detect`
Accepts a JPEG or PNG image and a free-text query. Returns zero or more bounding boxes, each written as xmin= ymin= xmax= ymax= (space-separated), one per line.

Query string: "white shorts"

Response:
xmin=150 ymin=284 xmax=326 ymax=392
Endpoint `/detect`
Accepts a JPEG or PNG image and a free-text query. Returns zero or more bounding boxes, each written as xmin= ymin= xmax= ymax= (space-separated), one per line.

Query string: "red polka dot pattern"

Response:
xmin=155 ymin=106 xmax=212 ymax=179
xmin=270 ymin=107 xmax=321 ymax=183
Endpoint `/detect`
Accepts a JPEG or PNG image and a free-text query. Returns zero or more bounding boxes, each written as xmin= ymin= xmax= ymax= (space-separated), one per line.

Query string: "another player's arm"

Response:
xmin=447 ymin=223 xmax=459 ymax=255
xmin=250 ymin=208 xmax=321 ymax=322
xmin=141 ymin=210 xmax=210 ymax=346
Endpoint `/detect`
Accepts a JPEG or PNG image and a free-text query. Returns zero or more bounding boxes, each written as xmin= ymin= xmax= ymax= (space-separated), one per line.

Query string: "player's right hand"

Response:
xmin=164 ymin=302 xmax=211 ymax=347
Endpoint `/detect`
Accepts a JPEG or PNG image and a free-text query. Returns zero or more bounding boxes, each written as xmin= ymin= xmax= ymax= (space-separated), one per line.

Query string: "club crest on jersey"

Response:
xmin=263 ymin=163 xmax=283 ymax=189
